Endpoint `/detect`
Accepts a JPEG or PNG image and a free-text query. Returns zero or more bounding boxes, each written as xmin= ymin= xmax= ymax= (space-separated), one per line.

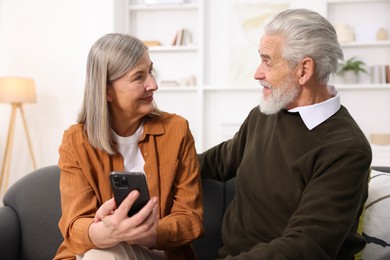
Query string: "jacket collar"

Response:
xmin=140 ymin=115 xmax=165 ymax=141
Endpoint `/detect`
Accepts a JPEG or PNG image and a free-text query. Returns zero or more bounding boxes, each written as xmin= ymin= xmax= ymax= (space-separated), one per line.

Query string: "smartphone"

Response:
xmin=109 ymin=171 xmax=150 ymax=217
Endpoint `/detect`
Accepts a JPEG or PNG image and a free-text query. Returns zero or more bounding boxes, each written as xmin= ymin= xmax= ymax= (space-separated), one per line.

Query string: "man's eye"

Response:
xmin=262 ymin=60 xmax=270 ymax=67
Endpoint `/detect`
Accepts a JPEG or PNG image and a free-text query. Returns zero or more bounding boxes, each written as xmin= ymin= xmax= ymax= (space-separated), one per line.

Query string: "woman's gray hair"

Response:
xmin=264 ymin=9 xmax=344 ymax=85
xmin=77 ymin=33 xmax=155 ymax=155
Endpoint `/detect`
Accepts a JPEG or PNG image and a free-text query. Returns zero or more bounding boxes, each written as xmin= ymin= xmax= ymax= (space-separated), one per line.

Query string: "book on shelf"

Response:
xmin=159 ymin=80 xmax=179 ymax=87
xmin=371 ymin=64 xmax=390 ymax=84
xmin=143 ymin=40 xmax=162 ymax=47
xmin=171 ymin=28 xmax=192 ymax=46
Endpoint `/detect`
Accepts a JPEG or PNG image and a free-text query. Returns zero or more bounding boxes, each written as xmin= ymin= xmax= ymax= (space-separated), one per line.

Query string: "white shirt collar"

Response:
xmin=288 ymin=85 xmax=340 ymax=130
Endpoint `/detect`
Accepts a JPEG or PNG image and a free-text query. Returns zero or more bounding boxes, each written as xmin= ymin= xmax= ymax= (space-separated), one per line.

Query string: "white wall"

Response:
xmin=204 ymin=0 xmax=326 ymax=86
xmin=0 ymin=0 xmax=389 ymax=194
xmin=0 ymin=0 xmax=115 ymax=191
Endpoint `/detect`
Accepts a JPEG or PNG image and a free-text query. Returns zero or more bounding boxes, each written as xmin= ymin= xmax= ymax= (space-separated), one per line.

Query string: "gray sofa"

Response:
xmin=0 ymin=165 xmax=235 ymax=260
xmin=1 ymin=165 xmax=389 ymax=260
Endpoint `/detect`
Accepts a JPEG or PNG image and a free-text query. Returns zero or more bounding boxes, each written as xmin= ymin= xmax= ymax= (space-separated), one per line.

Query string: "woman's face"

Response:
xmin=107 ymin=51 xmax=158 ymax=129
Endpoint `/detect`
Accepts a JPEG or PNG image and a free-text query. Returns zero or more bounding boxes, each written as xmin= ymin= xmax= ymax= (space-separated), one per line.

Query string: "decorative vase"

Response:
xmin=343 ymin=71 xmax=359 ymax=84
xmin=377 ymin=27 xmax=388 ymax=41
xmin=335 ymin=24 xmax=355 ymax=43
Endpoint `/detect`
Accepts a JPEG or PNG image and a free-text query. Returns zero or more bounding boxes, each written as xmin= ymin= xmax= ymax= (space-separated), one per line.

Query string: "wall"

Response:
xmin=0 ymin=0 xmax=115 ymax=192
xmin=191 ymin=0 xmax=390 ymax=164
xmin=204 ymin=0 xmax=327 ymax=86
xmin=0 ymin=0 xmax=389 ymax=195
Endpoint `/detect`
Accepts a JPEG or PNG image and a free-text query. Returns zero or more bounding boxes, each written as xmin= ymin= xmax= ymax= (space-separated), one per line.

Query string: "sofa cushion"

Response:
xmin=361 ymin=169 xmax=390 ymax=260
xmin=193 ymin=178 xmax=225 ymax=260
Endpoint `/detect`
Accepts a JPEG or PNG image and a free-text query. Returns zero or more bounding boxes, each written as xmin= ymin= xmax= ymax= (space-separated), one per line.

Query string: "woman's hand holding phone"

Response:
xmin=110 ymin=172 xmax=150 ymax=217
xmin=89 ymin=186 xmax=159 ymax=249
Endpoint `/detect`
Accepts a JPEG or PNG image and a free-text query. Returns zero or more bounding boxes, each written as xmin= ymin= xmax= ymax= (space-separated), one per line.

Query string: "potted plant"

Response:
xmin=337 ymin=56 xmax=367 ymax=84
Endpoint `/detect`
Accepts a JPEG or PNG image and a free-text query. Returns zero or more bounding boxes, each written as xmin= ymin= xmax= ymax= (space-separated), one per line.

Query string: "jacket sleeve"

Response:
xmin=57 ymin=129 xmax=97 ymax=255
xmin=154 ymin=119 xmax=204 ymax=249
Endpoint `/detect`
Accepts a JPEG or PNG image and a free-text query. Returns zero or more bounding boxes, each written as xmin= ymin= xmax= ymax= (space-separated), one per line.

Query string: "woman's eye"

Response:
xmin=135 ymin=75 xmax=144 ymax=81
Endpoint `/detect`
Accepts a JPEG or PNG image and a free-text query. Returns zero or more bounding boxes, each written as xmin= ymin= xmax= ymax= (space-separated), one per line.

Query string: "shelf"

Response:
xmin=328 ymin=0 xmax=390 ymax=3
xmin=335 ymin=84 xmax=390 ymax=90
xmin=158 ymin=86 xmax=198 ymax=91
xmin=157 ymin=84 xmax=390 ymax=91
xmin=128 ymin=3 xmax=198 ymax=11
xmin=157 ymin=85 xmax=261 ymax=92
xmin=341 ymin=41 xmax=390 ymax=47
xmin=203 ymin=86 xmax=260 ymax=91
xmin=148 ymin=45 xmax=198 ymax=52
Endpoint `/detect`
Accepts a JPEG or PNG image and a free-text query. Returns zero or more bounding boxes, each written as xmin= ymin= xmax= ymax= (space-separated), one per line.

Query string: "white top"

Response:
xmin=112 ymin=123 xmax=145 ymax=173
xmin=288 ymin=85 xmax=341 ymax=130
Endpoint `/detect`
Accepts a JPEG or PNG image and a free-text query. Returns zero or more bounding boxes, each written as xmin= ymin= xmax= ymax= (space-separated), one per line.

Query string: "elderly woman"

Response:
xmin=55 ymin=33 xmax=203 ymax=260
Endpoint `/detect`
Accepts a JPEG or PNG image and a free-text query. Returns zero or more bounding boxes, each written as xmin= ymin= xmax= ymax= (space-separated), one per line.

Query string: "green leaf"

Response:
xmin=337 ymin=56 xmax=367 ymax=75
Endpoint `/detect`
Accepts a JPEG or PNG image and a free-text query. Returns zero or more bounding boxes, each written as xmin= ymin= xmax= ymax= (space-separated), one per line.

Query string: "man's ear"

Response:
xmin=297 ymin=57 xmax=314 ymax=85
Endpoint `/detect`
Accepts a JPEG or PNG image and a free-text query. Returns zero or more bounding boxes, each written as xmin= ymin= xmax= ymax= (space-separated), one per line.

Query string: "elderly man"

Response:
xmin=199 ymin=8 xmax=371 ymax=260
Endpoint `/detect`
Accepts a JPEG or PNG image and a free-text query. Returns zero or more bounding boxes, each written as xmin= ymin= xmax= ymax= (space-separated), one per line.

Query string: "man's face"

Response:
xmin=254 ymin=34 xmax=301 ymax=115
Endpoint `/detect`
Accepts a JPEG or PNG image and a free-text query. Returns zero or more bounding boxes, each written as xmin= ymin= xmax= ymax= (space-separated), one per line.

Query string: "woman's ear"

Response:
xmin=106 ymin=86 xmax=113 ymax=102
xmin=297 ymin=57 xmax=314 ymax=85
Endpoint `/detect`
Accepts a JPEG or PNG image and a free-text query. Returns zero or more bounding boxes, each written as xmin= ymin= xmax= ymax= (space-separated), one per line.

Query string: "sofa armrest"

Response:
xmin=2 ymin=165 xmax=62 ymax=260
xmin=0 ymin=206 xmax=20 ymax=259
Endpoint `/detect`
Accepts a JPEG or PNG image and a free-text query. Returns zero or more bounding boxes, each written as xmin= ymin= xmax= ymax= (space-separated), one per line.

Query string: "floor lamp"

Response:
xmin=0 ymin=77 xmax=37 ymax=194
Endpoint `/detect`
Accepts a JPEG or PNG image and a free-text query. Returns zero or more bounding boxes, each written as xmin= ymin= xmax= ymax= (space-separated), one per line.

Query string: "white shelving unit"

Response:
xmin=325 ymin=0 xmax=390 ymax=165
xmin=327 ymin=0 xmax=388 ymax=3
xmin=340 ymin=41 xmax=390 ymax=48
xmin=117 ymin=0 xmax=390 ymax=162
xmin=124 ymin=0 xmax=205 ymax=87
xmin=326 ymin=0 xmax=390 ymax=86
xmin=128 ymin=3 xmax=198 ymax=11
xmin=122 ymin=0 xmax=206 ymax=149
xmin=335 ymin=84 xmax=390 ymax=90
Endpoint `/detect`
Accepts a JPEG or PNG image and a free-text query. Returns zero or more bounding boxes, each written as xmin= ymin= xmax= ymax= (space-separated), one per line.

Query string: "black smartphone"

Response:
xmin=109 ymin=171 xmax=150 ymax=217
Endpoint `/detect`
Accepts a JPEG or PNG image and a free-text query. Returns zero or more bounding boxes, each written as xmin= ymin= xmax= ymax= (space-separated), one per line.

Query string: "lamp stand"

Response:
xmin=0 ymin=103 xmax=37 ymax=194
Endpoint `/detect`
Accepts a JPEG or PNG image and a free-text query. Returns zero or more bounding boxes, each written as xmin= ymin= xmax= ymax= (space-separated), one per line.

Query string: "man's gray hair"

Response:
xmin=264 ymin=8 xmax=344 ymax=85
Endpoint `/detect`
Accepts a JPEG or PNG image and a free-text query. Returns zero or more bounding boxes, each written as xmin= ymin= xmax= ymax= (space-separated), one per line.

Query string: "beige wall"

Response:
xmin=0 ymin=0 xmax=115 ymax=191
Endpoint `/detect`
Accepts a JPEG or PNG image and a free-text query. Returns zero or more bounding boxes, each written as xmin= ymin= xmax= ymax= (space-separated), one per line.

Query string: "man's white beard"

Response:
xmin=258 ymin=75 xmax=300 ymax=115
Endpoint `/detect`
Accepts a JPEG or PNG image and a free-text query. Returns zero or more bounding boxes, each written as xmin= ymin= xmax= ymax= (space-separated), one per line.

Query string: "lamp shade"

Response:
xmin=0 ymin=77 xmax=36 ymax=104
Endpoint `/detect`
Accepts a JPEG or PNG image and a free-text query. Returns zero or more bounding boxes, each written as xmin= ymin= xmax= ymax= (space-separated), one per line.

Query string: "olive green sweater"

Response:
xmin=199 ymin=106 xmax=372 ymax=260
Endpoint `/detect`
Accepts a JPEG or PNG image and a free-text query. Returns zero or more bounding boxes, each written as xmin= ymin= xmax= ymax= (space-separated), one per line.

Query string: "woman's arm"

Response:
xmin=58 ymin=126 xmax=160 ymax=254
xmin=153 ymin=119 xmax=204 ymax=249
